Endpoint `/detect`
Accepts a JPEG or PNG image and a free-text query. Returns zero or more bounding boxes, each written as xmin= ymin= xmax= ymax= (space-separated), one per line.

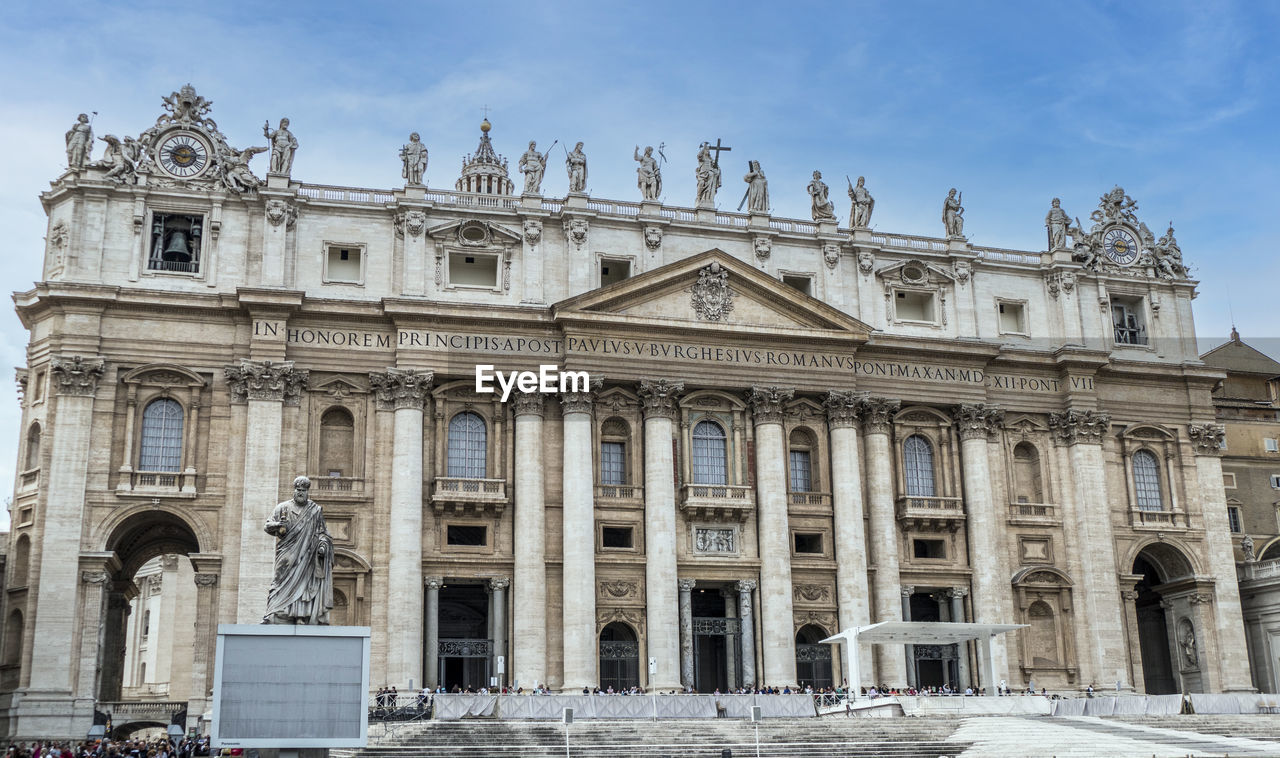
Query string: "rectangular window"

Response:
xmin=446 ymin=525 xmax=487 ymax=547
xmin=601 ymin=526 xmax=634 ymax=549
xmin=1228 ymin=506 xmax=1243 ymax=534
xmin=449 ymin=252 xmax=498 ymax=288
xmin=1266 ymin=438 xmax=1279 ymax=453
xmin=325 ymin=245 xmax=363 ymax=283
xmin=1271 ymin=474 xmax=1280 ymax=489
xmin=1111 ymin=296 xmax=1147 ymax=345
xmin=148 ymin=213 xmax=203 ymax=274
xmin=600 ymin=259 xmax=631 ymax=287
xmin=782 ymin=274 xmax=812 ymax=296
xmin=913 ymin=538 xmax=946 ymax=559
xmin=1223 ymin=472 xmax=1237 ymax=489
xmin=789 ymin=450 xmax=812 ymax=492
xmin=895 ymin=290 xmax=935 ymax=322
xmin=997 ymin=301 xmax=1027 ymax=334
xmin=33 ymin=371 xmax=45 ymax=402
xmin=793 ymin=533 xmax=823 ymax=554
xmin=600 ymin=441 xmax=626 ymax=485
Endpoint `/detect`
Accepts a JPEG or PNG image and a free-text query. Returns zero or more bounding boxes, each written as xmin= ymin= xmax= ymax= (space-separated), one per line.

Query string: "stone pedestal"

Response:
xmin=748 ymin=386 xmax=796 ymax=686
xmin=266 ymin=172 xmax=290 ymax=189
xmin=512 ymin=394 xmax=547 ymax=687
xmin=565 ymin=192 xmax=589 ymax=209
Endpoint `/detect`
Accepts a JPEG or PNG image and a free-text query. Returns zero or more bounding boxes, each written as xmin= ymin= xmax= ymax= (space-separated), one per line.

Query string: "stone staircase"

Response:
xmin=337 ymin=717 xmax=968 ymax=758
xmin=1106 ymin=714 xmax=1280 ymax=740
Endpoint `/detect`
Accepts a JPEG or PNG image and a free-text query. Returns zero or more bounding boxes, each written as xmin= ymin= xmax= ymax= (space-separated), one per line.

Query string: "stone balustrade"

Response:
xmin=679 ymin=484 xmax=755 ymax=522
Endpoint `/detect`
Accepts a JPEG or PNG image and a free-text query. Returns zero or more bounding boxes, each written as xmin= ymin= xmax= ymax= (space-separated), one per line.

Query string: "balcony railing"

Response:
xmin=1008 ymin=502 xmax=1058 ymax=523
xmin=595 ymin=484 xmax=643 ymax=502
xmin=312 ymin=476 xmax=364 ymax=494
xmin=789 ymin=492 xmax=832 ymax=508
xmin=432 ymin=477 xmax=508 ymax=515
xmin=896 ymin=495 xmax=965 ymax=531
xmin=1130 ymin=508 xmax=1185 ymax=529
xmin=681 ymin=484 xmax=754 ymax=522
xmin=118 ymin=470 xmax=196 ymax=496
xmin=1240 ymin=559 xmax=1280 ymax=583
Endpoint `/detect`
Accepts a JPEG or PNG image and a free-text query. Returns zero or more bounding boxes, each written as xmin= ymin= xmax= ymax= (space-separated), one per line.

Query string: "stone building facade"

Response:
xmin=0 ymin=86 xmax=1253 ymax=738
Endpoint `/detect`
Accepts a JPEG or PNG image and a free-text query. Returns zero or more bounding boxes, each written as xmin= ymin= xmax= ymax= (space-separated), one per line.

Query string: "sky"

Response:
xmin=1 ymin=0 xmax=1279 ymax=527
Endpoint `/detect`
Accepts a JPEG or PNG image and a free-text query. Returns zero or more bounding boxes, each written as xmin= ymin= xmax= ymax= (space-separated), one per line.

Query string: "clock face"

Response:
xmin=157 ymin=132 xmax=210 ymax=178
xmin=1103 ymin=227 xmax=1139 ymax=265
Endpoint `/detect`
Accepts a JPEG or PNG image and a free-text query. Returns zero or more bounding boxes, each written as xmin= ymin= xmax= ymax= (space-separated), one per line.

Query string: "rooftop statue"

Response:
xmin=847 ymin=176 xmax=874 ymax=229
xmin=94 ymin=135 xmax=135 ymax=184
xmin=942 ymin=188 xmax=965 ymax=239
xmin=1045 ymin=198 xmax=1069 ymax=251
xmin=263 ymin=475 xmax=334 ymax=625
xmin=695 ymin=142 xmax=721 ymax=207
xmin=807 ymin=170 xmax=836 ymax=222
xmin=263 ymin=117 xmax=298 ymax=175
xmin=220 ymin=145 xmax=268 ymax=193
xmin=566 ymin=141 xmax=587 ymax=193
xmin=400 ymin=132 xmax=428 ymax=186
xmin=742 ymin=160 xmax=769 ymax=214
xmin=65 ymin=113 xmax=93 ymax=169
xmin=634 ymin=145 xmax=662 ymax=200
xmin=519 ymin=140 xmax=548 ymax=194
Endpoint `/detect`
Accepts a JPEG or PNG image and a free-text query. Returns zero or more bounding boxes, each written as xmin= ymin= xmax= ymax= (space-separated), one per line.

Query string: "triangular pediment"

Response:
xmin=553 ymin=250 xmax=871 ymax=338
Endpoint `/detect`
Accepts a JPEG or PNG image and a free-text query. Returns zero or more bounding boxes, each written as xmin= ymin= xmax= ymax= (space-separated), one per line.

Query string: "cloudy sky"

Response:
xmin=2 ymin=1 xmax=1279 ymax=526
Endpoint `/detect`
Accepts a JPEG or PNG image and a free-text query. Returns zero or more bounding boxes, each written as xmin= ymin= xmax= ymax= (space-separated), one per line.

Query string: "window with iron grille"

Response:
xmin=447 ymin=412 xmax=487 ymax=478
xmin=1228 ymin=506 xmax=1243 ymax=534
xmin=600 ymin=441 xmax=626 ymax=485
xmin=692 ymin=420 xmax=727 ymax=485
xmin=789 ymin=449 xmax=812 ymax=492
xmin=903 ymin=435 xmax=936 ymax=496
xmin=1132 ymin=450 xmax=1163 ymax=511
xmin=139 ymin=398 xmax=184 ymax=472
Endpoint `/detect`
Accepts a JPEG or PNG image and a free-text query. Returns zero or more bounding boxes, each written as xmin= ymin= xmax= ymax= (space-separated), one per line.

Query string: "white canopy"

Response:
xmin=822 ymin=621 xmax=1027 ymax=696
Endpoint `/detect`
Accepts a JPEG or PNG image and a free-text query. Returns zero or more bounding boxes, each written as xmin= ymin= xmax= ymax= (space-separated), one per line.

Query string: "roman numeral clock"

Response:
xmin=156 ymin=131 xmax=211 ymax=178
xmin=1102 ymin=226 xmax=1139 ymax=265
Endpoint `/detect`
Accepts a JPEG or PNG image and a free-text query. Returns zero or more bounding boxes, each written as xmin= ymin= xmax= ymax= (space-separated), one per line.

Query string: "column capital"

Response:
xmin=953 ymin=403 xmax=1005 ymax=441
xmin=561 ymin=378 xmax=604 ymax=415
xmin=80 ymin=570 xmax=110 ymax=585
xmin=947 ymin=586 xmax=969 ymax=599
xmin=1188 ymin=423 xmax=1226 ymax=456
xmin=511 ymin=391 xmax=544 ymax=417
xmin=746 ymin=385 xmax=795 ymax=425
xmin=489 ymin=576 xmax=510 ymax=591
xmin=425 ymin=575 xmax=443 ymax=590
xmin=678 ymin=578 xmax=697 ymax=592
xmin=194 ymin=573 xmax=219 ymax=587
xmin=638 ymin=378 xmax=684 ymax=419
xmin=1120 ymin=589 xmax=1139 ymax=601
xmin=1049 ymin=408 xmax=1111 ymax=445
xmin=369 ymin=368 xmax=433 ymax=411
xmin=823 ymin=390 xmax=865 ymax=429
xmin=225 ymin=358 xmax=308 ymax=405
xmin=901 ymin=585 xmax=915 ymax=598
xmin=51 ymin=354 xmax=105 ymax=397
xmin=736 ymin=579 xmax=757 ymax=593
xmin=857 ymin=396 xmax=901 ymax=435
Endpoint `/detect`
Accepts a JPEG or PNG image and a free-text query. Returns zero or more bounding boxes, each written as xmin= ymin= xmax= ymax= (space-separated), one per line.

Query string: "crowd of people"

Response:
xmin=5 ymin=738 xmax=209 ymax=758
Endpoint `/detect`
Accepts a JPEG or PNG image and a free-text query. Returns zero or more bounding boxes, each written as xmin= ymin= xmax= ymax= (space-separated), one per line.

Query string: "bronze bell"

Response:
xmin=162 ymin=230 xmax=191 ymax=262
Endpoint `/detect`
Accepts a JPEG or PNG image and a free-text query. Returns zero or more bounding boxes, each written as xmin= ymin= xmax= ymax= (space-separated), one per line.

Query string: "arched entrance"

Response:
xmin=598 ymin=622 xmax=640 ymax=691
xmin=1129 ymin=543 xmax=1197 ymax=694
xmin=98 ymin=508 xmax=210 ymax=723
xmin=795 ymin=624 xmax=833 ymax=690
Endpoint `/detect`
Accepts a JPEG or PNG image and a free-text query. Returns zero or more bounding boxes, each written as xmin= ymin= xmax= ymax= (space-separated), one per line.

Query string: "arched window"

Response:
xmin=139 ymin=398 xmax=184 ymax=472
xmin=11 ymin=535 xmax=30 ymax=587
xmin=903 ymin=435 xmax=936 ymax=497
xmin=692 ymin=420 xmax=728 ymax=485
xmin=23 ymin=423 xmax=40 ymax=470
xmin=3 ymin=610 xmax=23 ymax=666
xmin=143 ymin=610 xmax=151 ymax=638
xmin=447 ymin=412 xmax=487 ymax=478
xmin=789 ymin=428 xmax=814 ymax=493
xmin=1133 ymin=450 xmax=1163 ymax=511
xmin=1027 ymin=600 xmax=1060 ymax=667
xmin=600 ymin=417 xmax=629 ymax=486
xmin=319 ymin=407 xmax=355 ymax=477
xmin=1012 ymin=442 xmax=1043 ymax=503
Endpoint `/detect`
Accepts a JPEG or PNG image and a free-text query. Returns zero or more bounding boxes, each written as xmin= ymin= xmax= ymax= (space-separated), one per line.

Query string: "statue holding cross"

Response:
xmin=695 ymin=139 xmax=730 ymax=208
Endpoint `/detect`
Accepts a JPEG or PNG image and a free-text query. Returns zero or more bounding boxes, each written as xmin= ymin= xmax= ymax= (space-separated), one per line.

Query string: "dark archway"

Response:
xmin=1131 ymin=543 xmax=1193 ymax=695
xmin=795 ymin=624 xmax=833 ymax=690
xmin=599 ymin=622 xmax=639 ymax=692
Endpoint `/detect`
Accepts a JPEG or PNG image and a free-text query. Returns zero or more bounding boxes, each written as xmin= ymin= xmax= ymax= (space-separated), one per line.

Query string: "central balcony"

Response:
xmin=896 ymin=495 xmax=965 ymax=532
xmin=432 ymin=477 xmax=508 ymax=517
xmin=680 ymin=484 xmax=754 ymax=522
xmin=1007 ymin=501 xmax=1060 ymax=526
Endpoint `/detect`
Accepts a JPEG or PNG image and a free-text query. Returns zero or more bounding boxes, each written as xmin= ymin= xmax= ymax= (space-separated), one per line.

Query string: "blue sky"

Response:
xmin=2 ymin=1 xmax=1279 ymax=525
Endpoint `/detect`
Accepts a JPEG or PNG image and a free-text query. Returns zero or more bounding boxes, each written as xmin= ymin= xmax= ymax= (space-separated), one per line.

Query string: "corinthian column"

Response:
xmin=369 ymin=368 xmax=433 ymax=687
xmin=748 ymin=385 xmax=797 ymax=686
xmin=226 ymin=359 xmax=308 ymax=622
xmin=561 ymin=383 xmax=600 ymax=690
xmin=1187 ymin=423 xmax=1253 ymax=690
xmin=28 ymin=356 xmax=104 ymax=692
xmin=737 ymin=579 xmax=757 ymax=688
xmin=512 ymin=392 xmax=547 ymax=687
xmin=824 ymin=390 xmax=872 ymax=687
xmin=953 ymin=403 xmax=1009 ymax=684
xmin=858 ymin=395 xmax=906 ymax=686
xmin=679 ymin=578 xmax=696 ymax=688
xmin=1050 ymin=408 xmax=1127 ymax=687
xmin=638 ymin=379 xmax=684 ymax=690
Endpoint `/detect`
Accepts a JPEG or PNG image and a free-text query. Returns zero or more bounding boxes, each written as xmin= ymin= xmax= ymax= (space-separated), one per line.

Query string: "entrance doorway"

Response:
xmin=909 ymin=591 xmax=958 ymax=689
xmin=437 ymin=583 xmax=490 ymax=691
xmin=599 ymin=622 xmax=640 ymax=691
xmin=1133 ymin=555 xmax=1177 ymax=694
xmin=795 ymin=625 xmax=833 ymax=689
xmin=692 ymin=588 xmax=739 ymax=693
